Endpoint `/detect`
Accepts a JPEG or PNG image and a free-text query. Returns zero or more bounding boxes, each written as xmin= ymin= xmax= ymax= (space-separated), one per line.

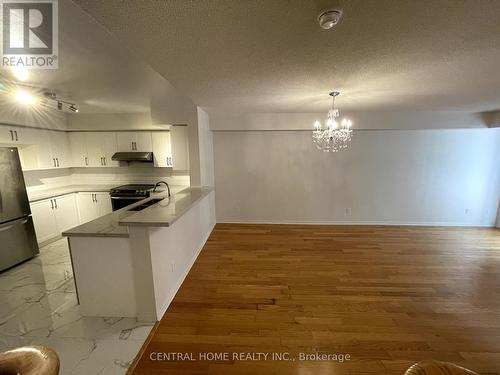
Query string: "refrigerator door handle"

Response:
xmin=54 ymin=199 xmax=58 ymax=209
xmin=50 ymin=199 xmax=54 ymax=209
xmin=0 ymin=219 xmax=28 ymax=232
xmin=0 ymin=225 xmax=12 ymax=232
xmin=9 ymin=130 xmax=13 ymax=141
xmin=14 ymin=131 xmax=18 ymax=141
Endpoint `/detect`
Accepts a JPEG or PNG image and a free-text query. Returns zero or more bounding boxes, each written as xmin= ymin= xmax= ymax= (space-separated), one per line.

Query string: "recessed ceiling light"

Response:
xmin=11 ymin=67 xmax=29 ymax=81
xmin=15 ymin=90 xmax=36 ymax=105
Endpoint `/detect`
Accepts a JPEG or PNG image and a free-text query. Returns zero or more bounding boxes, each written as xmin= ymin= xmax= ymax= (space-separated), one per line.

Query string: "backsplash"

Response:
xmin=23 ymin=166 xmax=190 ymax=191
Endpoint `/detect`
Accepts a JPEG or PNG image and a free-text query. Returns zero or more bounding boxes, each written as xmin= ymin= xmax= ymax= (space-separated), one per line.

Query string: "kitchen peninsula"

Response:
xmin=63 ymin=186 xmax=215 ymax=322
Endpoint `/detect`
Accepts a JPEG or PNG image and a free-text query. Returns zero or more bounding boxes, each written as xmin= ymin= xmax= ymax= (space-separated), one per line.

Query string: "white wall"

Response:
xmin=197 ymin=108 xmax=215 ymax=187
xmin=214 ymin=128 xmax=500 ymax=226
xmin=210 ymin=111 xmax=486 ymax=131
xmin=497 ymin=203 xmax=500 ymax=228
xmin=67 ymin=112 xmax=159 ymax=130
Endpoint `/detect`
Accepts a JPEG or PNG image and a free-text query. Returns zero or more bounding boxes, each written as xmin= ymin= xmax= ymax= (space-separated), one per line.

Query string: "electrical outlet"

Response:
xmin=234 ymin=205 xmax=241 ymax=213
xmin=345 ymin=208 xmax=352 ymax=216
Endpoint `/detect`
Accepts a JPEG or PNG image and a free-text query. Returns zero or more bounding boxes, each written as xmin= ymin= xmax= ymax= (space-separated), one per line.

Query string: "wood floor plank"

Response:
xmin=130 ymin=224 xmax=500 ymax=375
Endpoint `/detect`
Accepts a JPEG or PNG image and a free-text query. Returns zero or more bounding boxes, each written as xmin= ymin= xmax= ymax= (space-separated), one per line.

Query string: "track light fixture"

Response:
xmin=43 ymin=91 xmax=79 ymax=113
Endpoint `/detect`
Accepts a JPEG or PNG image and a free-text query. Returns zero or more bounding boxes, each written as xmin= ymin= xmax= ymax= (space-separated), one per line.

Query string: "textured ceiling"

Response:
xmin=1 ymin=0 xmax=165 ymax=113
xmin=71 ymin=0 xmax=500 ymax=113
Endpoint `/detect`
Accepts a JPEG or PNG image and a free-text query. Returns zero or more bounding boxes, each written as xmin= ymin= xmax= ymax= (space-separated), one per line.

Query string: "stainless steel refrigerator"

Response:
xmin=0 ymin=147 xmax=39 ymax=271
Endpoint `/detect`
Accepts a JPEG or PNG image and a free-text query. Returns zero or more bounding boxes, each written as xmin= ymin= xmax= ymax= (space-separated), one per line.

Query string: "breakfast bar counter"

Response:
xmin=63 ymin=187 xmax=216 ymax=321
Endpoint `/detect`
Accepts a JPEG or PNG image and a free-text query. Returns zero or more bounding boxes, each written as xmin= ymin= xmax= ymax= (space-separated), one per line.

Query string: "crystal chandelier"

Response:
xmin=312 ymin=91 xmax=353 ymax=152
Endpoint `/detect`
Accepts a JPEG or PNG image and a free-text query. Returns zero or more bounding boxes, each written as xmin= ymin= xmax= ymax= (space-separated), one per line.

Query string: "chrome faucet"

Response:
xmin=153 ymin=181 xmax=171 ymax=197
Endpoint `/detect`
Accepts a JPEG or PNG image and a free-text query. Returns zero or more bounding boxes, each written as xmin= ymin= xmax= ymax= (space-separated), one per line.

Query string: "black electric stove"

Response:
xmin=110 ymin=184 xmax=155 ymax=211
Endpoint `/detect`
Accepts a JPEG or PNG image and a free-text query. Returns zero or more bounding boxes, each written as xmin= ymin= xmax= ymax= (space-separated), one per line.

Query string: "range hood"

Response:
xmin=111 ymin=152 xmax=153 ymax=162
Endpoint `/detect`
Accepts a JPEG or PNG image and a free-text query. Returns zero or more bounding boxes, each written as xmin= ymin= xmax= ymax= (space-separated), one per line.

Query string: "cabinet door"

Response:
xmin=152 ymin=131 xmax=172 ymax=167
xmin=35 ymin=130 xmax=56 ymax=169
xmin=69 ymin=132 xmax=88 ymax=167
xmin=116 ymin=132 xmax=136 ymax=151
xmin=135 ymin=132 xmax=152 ymax=152
xmin=77 ymin=193 xmax=98 ymax=223
xmin=53 ymin=194 xmax=80 ymax=232
xmin=49 ymin=131 xmax=70 ymax=168
xmin=0 ymin=125 xmax=15 ymax=143
xmin=100 ymin=132 xmax=118 ymax=167
xmin=94 ymin=193 xmax=112 ymax=216
xmin=30 ymin=199 xmax=58 ymax=243
xmin=85 ymin=133 xmax=103 ymax=167
xmin=0 ymin=126 xmax=34 ymax=144
xmin=170 ymin=126 xmax=190 ymax=171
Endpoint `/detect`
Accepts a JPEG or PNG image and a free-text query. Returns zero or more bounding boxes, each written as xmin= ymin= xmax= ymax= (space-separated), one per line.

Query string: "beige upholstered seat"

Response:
xmin=404 ymin=361 xmax=479 ymax=375
xmin=0 ymin=346 xmax=59 ymax=375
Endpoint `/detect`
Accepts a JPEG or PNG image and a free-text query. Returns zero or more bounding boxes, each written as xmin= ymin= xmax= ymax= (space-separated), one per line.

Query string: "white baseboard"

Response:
xmin=217 ymin=219 xmax=496 ymax=228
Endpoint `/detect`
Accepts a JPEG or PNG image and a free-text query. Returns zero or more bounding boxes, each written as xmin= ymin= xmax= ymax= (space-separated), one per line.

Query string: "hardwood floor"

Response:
xmin=130 ymin=224 xmax=500 ymax=375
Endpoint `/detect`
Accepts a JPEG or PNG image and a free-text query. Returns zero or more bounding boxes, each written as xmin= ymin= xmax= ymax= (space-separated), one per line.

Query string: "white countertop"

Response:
xmin=119 ymin=187 xmax=213 ymax=227
xmin=62 ymin=186 xmax=213 ymax=237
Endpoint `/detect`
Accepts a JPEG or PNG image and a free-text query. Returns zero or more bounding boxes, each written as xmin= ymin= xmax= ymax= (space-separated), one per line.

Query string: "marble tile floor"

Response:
xmin=0 ymin=238 xmax=153 ymax=375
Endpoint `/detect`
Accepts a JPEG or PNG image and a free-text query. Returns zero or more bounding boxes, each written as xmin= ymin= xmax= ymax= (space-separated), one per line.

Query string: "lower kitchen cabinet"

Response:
xmin=30 ymin=194 xmax=80 ymax=243
xmin=77 ymin=192 xmax=112 ymax=223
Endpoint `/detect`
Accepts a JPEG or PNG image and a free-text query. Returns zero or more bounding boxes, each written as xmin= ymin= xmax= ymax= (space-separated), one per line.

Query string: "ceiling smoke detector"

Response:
xmin=317 ymin=9 xmax=343 ymax=30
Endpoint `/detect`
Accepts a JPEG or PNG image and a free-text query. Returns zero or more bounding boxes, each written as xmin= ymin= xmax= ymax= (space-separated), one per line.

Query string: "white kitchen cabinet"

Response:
xmin=77 ymin=193 xmax=97 ymax=223
xmin=95 ymin=192 xmax=112 ymax=216
xmin=34 ymin=129 xmax=56 ymax=169
xmin=30 ymin=199 xmax=59 ymax=243
xmin=170 ymin=126 xmax=190 ymax=171
xmin=31 ymin=129 xmax=70 ymax=169
xmin=52 ymin=194 xmax=80 ymax=232
xmin=49 ymin=131 xmax=71 ymax=168
xmin=0 ymin=125 xmax=14 ymax=144
xmin=0 ymin=125 xmax=35 ymax=145
xmin=77 ymin=192 xmax=112 ymax=223
xmin=116 ymin=132 xmax=152 ymax=152
xmin=30 ymin=194 xmax=79 ymax=243
xmin=151 ymin=131 xmax=173 ymax=167
xmin=69 ymin=132 xmax=88 ymax=167
xmin=100 ymin=133 xmax=119 ymax=167
xmin=70 ymin=132 xmax=118 ymax=168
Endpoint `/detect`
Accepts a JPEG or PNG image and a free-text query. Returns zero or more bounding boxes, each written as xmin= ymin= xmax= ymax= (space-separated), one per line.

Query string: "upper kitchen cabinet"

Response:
xmin=170 ymin=126 xmax=190 ymax=171
xmin=69 ymin=132 xmax=88 ymax=167
xmin=70 ymin=132 xmax=118 ymax=168
xmin=151 ymin=131 xmax=173 ymax=167
xmin=116 ymin=131 xmax=152 ymax=152
xmin=0 ymin=125 xmax=21 ymax=144
xmin=0 ymin=125 xmax=36 ymax=145
xmin=49 ymin=131 xmax=71 ymax=168
xmin=25 ymin=129 xmax=70 ymax=170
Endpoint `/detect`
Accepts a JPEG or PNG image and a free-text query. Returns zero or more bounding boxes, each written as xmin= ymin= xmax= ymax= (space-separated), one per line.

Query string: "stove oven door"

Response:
xmin=110 ymin=195 xmax=148 ymax=211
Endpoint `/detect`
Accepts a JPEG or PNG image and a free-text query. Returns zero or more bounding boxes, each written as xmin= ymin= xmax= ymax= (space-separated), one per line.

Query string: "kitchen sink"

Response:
xmin=128 ymin=198 xmax=164 ymax=211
